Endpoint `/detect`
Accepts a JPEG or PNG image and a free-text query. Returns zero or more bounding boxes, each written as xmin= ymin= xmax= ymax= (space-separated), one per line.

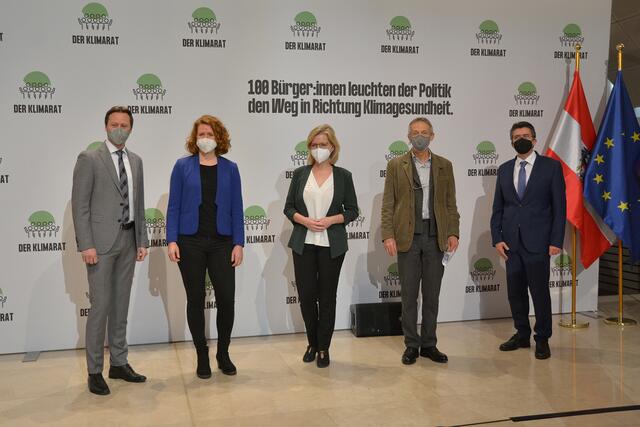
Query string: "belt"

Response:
xmin=121 ymin=221 xmax=135 ymax=230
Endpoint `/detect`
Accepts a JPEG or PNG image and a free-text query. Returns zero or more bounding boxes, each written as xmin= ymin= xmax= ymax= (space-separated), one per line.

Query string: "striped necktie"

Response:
xmin=116 ymin=150 xmax=130 ymax=223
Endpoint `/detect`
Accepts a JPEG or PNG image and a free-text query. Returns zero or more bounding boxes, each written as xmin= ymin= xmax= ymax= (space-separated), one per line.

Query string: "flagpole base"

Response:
xmin=604 ymin=317 xmax=637 ymax=326
xmin=559 ymin=317 xmax=589 ymax=329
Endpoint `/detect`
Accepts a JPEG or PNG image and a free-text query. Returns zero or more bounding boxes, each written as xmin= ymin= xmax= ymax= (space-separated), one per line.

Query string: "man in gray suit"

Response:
xmin=72 ymin=106 xmax=149 ymax=395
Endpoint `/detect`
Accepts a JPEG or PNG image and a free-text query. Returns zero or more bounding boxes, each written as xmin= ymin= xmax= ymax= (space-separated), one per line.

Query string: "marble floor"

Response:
xmin=1 ymin=295 xmax=639 ymax=427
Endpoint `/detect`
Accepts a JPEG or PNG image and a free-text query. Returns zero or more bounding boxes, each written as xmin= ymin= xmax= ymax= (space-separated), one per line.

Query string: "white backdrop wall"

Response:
xmin=0 ymin=0 xmax=611 ymax=354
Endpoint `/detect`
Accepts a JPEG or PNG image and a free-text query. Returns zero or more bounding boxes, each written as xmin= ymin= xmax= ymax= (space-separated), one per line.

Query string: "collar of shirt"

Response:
xmin=411 ymin=150 xmax=432 ymax=167
xmin=517 ymin=150 xmax=536 ymax=167
xmin=106 ymin=139 xmax=128 ymax=157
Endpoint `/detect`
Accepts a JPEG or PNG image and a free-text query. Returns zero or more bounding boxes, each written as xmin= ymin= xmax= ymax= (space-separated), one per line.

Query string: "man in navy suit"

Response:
xmin=490 ymin=121 xmax=566 ymax=359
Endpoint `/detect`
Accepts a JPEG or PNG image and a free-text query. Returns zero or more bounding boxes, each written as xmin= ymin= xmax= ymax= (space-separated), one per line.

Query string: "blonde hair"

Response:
xmin=306 ymin=124 xmax=340 ymax=165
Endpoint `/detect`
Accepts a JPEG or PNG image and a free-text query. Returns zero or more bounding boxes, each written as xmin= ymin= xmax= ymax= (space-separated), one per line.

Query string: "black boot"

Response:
xmin=196 ymin=345 xmax=212 ymax=379
xmin=216 ymin=352 xmax=237 ymax=375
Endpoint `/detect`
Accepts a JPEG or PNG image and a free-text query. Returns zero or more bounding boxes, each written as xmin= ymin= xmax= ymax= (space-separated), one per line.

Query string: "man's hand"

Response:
xmin=136 ymin=247 xmax=148 ymax=262
xmin=447 ymin=236 xmax=459 ymax=252
xmin=549 ymin=245 xmax=562 ymax=256
xmin=383 ymin=238 xmax=397 ymax=257
xmin=82 ymin=248 xmax=98 ymax=265
xmin=231 ymin=245 xmax=243 ymax=267
xmin=168 ymin=242 xmax=180 ymax=262
xmin=495 ymin=242 xmax=510 ymax=260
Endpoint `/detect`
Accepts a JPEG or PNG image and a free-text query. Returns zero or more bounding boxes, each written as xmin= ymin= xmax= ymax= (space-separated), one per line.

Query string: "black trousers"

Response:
xmin=505 ymin=237 xmax=552 ymax=341
xmin=292 ymin=244 xmax=345 ymax=351
xmin=177 ymin=235 xmax=235 ymax=353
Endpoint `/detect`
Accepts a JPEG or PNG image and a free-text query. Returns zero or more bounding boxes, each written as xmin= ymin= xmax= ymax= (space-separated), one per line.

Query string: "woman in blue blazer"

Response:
xmin=166 ymin=115 xmax=244 ymax=379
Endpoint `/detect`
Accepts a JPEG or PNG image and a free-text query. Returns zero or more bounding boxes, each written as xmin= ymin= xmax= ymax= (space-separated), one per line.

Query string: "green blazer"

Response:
xmin=381 ymin=151 xmax=460 ymax=253
xmin=284 ymin=165 xmax=359 ymax=258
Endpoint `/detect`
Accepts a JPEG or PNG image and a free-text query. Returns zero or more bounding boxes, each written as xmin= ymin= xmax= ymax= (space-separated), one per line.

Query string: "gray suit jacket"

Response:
xmin=72 ymin=141 xmax=149 ymax=254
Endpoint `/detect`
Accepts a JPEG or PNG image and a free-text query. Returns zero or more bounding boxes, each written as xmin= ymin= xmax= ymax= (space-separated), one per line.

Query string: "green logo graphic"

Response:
xmin=78 ymin=3 xmax=112 ymax=30
xmin=552 ymin=253 xmax=572 ymax=274
xmin=385 ymin=140 xmax=409 ymax=161
xmin=86 ymin=141 xmax=103 ymax=151
xmin=387 ymin=16 xmax=414 ymax=41
xmin=473 ymin=141 xmax=499 ymax=164
xmin=347 ymin=208 xmax=366 ymax=228
xmin=19 ymin=71 xmax=55 ymax=99
xmin=205 ymin=272 xmax=215 ymax=296
xmin=476 ymin=20 xmax=501 ymax=44
xmin=560 ymin=23 xmax=583 ymax=47
xmin=291 ymin=141 xmax=309 ymax=166
xmin=0 ymin=287 xmax=6 ymax=308
xmin=189 ymin=7 xmax=221 ymax=34
xmin=291 ymin=11 xmax=321 ymax=37
xmin=244 ymin=205 xmax=271 ymax=230
xmin=470 ymin=258 xmax=496 ymax=281
xmin=133 ymin=73 xmax=167 ymax=101
xmin=145 ymin=208 xmax=166 ymax=235
xmin=514 ymin=81 xmax=539 ymax=105
xmin=25 ymin=210 xmax=60 ymax=238
xmin=384 ymin=263 xmax=401 ymax=286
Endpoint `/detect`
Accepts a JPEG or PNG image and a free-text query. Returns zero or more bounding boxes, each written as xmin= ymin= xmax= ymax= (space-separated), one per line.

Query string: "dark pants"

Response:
xmin=293 ymin=244 xmax=345 ymax=351
xmin=397 ymin=227 xmax=444 ymax=349
xmin=505 ymin=238 xmax=552 ymax=342
xmin=177 ymin=235 xmax=235 ymax=353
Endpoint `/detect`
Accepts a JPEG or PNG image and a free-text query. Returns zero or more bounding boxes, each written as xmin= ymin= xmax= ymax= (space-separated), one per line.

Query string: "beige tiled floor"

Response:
xmin=1 ymin=295 xmax=639 ymax=426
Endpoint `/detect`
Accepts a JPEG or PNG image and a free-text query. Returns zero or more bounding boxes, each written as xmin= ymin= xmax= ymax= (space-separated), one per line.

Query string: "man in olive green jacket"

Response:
xmin=381 ymin=117 xmax=460 ymax=365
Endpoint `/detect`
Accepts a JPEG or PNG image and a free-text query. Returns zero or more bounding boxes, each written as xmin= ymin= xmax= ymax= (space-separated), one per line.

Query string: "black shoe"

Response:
xmin=303 ymin=346 xmax=317 ymax=363
xmin=216 ymin=352 xmax=237 ymax=375
xmin=88 ymin=373 xmax=110 ymax=395
xmin=535 ymin=340 xmax=551 ymax=360
xmin=108 ymin=364 xmax=147 ymax=383
xmin=317 ymin=350 xmax=330 ymax=368
xmin=499 ymin=334 xmax=531 ymax=351
xmin=196 ymin=347 xmax=212 ymax=379
xmin=402 ymin=347 xmax=419 ymax=365
xmin=420 ymin=346 xmax=448 ymax=363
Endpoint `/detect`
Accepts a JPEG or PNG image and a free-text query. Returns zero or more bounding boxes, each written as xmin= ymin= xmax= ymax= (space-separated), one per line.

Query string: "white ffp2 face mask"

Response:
xmin=196 ymin=138 xmax=217 ymax=154
xmin=311 ymin=147 xmax=331 ymax=164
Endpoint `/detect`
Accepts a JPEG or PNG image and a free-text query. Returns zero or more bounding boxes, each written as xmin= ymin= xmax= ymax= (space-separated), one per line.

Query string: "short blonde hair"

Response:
xmin=306 ymin=124 xmax=340 ymax=165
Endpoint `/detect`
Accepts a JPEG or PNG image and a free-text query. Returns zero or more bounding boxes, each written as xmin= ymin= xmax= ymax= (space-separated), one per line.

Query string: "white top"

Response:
xmin=512 ymin=150 xmax=536 ymax=193
xmin=106 ymin=140 xmax=134 ymax=223
xmin=303 ymin=171 xmax=334 ymax=247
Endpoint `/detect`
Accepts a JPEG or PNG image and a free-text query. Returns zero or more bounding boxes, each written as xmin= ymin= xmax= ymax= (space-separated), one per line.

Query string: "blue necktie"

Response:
xmin=517 ymin=160 xmax=527 ymax=199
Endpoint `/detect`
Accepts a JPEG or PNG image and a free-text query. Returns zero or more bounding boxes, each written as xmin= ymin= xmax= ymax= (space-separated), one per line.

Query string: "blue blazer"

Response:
xmin=490 ymin=152 xmax=566 ymax=253
xmin=166 ymin=155 xmax=244 ymax=246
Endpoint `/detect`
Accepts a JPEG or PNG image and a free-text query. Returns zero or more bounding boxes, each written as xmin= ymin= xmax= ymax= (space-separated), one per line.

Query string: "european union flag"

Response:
xmin=584 ymin=71 xmax=640 ymax=261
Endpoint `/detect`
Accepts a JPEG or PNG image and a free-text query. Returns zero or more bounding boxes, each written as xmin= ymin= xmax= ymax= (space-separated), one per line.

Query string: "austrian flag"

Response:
xmin=546 ymin=71 xmax=612 ymax=267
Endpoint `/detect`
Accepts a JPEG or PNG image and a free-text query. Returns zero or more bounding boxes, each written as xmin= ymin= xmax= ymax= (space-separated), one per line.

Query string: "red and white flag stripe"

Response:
xmin=546 ymin=71 xmax=613 ymax=268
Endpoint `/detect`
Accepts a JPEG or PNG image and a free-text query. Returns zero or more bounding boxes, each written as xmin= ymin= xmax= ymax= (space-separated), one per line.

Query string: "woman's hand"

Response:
xmin=168 ymin=242 xmax=180 ymax=262
xmin=231 ymin=245 xmax=243 ymax=267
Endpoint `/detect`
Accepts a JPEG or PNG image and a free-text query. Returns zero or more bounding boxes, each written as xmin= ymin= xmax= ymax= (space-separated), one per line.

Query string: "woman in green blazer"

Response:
xmin=284 ymin=124 xmax=359 ymax=368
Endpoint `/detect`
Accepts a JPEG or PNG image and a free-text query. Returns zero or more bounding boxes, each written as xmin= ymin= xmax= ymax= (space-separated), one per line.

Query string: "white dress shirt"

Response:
xmin=512 ymin=150 xmax=536 ymax=193
xmin=303 ymin=172 xmax=334 ymax=247
xmin=411 ymin=151 xmax=431 ymax=219
xmin=106 ymin=140 xmax=134 ymax=223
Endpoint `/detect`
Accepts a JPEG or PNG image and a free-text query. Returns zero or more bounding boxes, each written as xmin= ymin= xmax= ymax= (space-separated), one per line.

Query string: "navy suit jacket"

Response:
xmin=490 ymin=152 xmax=566 ymax=253
xmin=166 ymin=155 xmax=244 ymax=246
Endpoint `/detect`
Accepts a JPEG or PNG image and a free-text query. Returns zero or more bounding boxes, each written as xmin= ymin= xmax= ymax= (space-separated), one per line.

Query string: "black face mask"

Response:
xmin=513 ymin=138 xmax=533 ymax=154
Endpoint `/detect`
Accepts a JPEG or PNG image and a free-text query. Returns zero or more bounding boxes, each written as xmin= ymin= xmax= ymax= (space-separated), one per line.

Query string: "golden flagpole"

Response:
xmin=560 ymin=43 xmax=588 ymax=329
xmin=604 ymin=44 xmax=636 ymax=327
